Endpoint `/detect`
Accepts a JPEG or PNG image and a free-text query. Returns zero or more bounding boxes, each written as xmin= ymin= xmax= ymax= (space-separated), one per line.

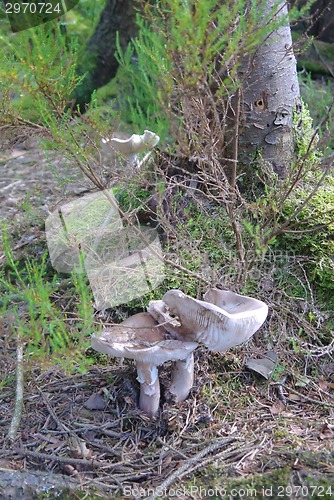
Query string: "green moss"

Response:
xmin=299 ymin=74 xmax=334 ymax=152
xmin=293 ymin=98 xmax=322 ymax=165
xmin=295 ymin=38 xmax=334 ymax=77
xmin=94 ymin=77 xmax=120 ymax=105
xmin=279 ymin=174 xmax=334 ymax=308
xmin=297 ymin=59 xmax=331 ymax=76
xmin=174 ymin=460 xmax=334 ymax=500
xmin=115 ymin=185 xmax=152 ymax=212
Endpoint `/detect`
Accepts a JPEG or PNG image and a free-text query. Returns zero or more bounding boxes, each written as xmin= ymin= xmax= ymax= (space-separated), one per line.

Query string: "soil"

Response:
xmin=0 ymin=137 xmax=334 ymax=499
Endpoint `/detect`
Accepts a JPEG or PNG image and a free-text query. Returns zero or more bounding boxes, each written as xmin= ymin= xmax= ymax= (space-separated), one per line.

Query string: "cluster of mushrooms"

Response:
xmin=91 ymin=288 xmax=268 ymax=417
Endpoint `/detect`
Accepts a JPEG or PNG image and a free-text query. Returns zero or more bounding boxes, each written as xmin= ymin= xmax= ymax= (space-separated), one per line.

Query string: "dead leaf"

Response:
xmin=45 ymin=441 xmax=65 ymax=451
xmin=281 ymin=411 xmax=296 ymax=418
xmin=245 ymin=352 xmax=278 ymax=379
xmin=319 ymin=379 xmax=334 ymax=391
xmin=124 ymin=395 xmax=135 ymax=405
xmin=70 ymin=440 xmax=94 ymax=459
xmin=289 ymin=424 xmax=305 ymax=437
xmin=163 ymin=455 xmax=173 ymax=468
xmin=63 ymin=464 xmax=79 ymax=477
xmin=270 ymin=402 xmax=285 ymax=415
xmin=11 ymin=149 xmax=27 ymax=159
xmin=318 ymin=379 xmax=329 ymax=391
xmin=81 ymin=430 xmax=98 ymax=442
xmin=288 ymin=393 xmax=301 ymax=402
xmin=84 ymin=392 xmax=106 ymax=410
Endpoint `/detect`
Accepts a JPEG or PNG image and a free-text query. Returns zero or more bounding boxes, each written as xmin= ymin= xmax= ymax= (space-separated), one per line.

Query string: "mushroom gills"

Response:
xmin=90 ymin=312 xmax=198 ymax=417
xmin=162 ymin=289 xmax=268 ymax=352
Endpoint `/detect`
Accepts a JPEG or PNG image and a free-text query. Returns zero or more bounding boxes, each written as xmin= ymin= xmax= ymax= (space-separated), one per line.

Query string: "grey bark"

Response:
xmin=0 ymin=470 xmax=79 ymax=499
xmin=238 ymin=0 xmax=301 ymax=177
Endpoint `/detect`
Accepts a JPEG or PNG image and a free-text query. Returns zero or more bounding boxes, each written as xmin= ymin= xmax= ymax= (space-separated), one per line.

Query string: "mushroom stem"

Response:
xmin=136 ymin=361 xmax=160 ymax=417
xmin=170 ymin=352 xmax=194 ymax=402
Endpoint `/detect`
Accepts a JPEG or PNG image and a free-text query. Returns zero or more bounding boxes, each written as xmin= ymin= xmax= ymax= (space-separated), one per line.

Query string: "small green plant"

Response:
xmin=1 ymin=22 xmax=82 ymax=122
xmin=299 ymin=73 xmax=334 ymax=150
xmin=115 ymin=184 xmax=152 ymax=212
xmin=115 ymin=0 xmax=286 ymax=144
xmin=293 ymin=98 xmax=322 ymax=167
xmin=0 ymin=226 xmax=95 ymax=372
xmin=115 ymin=24 xmax=172 ymax=138
xmin=270 ymin=362 xmax=286 ymax=382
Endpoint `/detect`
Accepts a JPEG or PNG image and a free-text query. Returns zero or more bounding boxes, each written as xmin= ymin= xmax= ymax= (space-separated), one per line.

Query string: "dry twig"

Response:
xmin=146 ymin=436 xmax=238 ymax=499
xmin=7 ymin=341 xmax=24 ymax=442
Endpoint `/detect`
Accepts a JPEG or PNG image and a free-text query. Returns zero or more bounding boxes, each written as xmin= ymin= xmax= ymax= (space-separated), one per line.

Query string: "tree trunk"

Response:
xmin=74 ymin=0 xmax=138 ymax=109
xmin=238 ymin=0 xmax=301 ymax=178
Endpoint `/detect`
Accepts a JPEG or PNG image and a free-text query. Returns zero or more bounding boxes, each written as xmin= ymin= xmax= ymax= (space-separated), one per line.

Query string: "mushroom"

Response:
xmin=169 ymin=353 xmax=195 ymax=402
xmin=203 ymin=287 xmax=269 ymax=349
xmin=91 ymin=312 xmax=198 ymax=416
xmin=121 ymin=313 xmax=198 ymax=406
xmin=147 ymin=300 xmax=198 ymax=401
xmin=147 ymin=300 xmax=183 ymax=338
xmin=148 ymin=289 xmax=268 ymax=352
xmin=101 ymin=130 xmax=160 ymax=167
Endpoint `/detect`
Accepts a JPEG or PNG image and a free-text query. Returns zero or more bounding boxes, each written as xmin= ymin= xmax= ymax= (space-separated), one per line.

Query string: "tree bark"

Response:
xmin=0 ymin=470 xmax=79 ymax=498
xmin=74 ymin=0 xmax=138 ymax=108
xmin=238 ymin=0 xmax=301 ymax=178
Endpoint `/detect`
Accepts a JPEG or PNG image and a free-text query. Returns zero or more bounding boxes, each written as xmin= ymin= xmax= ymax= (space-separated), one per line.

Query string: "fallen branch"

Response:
xmin=14 ymin=449 xmax=101 ymax=468
xmin=288 ymin=387 xmax=334 ymax=409
xmin=146 ymin=436 xmax=238 ymax=500
xmin=7 ymin=341 xmax=24 ymax=442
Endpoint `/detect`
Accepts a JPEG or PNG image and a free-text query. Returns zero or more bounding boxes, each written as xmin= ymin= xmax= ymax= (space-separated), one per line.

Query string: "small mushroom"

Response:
xmin=106 ymin=130 xmax=160 ymax=155
xmin=91 ymin=312 xmax=197 ymax=416
xmin=149 ymin=289 xmax=268 ymax=352
xmin=102 ymin=130 xmax=160 ymax=167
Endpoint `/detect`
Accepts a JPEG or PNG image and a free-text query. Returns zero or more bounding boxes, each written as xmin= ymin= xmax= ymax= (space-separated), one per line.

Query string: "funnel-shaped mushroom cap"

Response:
xmin=161 ymin=289 xmax=268 ymax=352
xmin=203 ymin=288 xmax=268 ymax=318
xmin=103 ymin=130 xmax=160 ymax=156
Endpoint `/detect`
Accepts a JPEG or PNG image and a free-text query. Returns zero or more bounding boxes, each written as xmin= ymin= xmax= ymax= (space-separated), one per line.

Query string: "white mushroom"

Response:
xmin=147 ymin=300 xmax=184 ymax=338
xmin=169 ymin=353 xmax=195 ymax=402
xmin=203 ymin=288 xmax=269 ymax=347
xmin=101 ymin=130 xmax=160 ymax=167
xmin=91 ymin=312 xmax=197 ymax=416
xmin=105 ymin=130 xmax=160 ymax=155
xmin=151 ymin=289 xmax=268 ymax=352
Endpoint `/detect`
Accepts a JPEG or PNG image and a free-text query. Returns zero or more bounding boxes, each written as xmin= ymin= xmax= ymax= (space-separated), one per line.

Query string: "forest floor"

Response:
xmin=0 ymin=137 xmax=334 ymax=500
